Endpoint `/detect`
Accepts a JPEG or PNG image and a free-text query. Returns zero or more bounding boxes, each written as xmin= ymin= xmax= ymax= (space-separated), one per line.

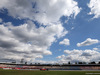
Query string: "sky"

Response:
xmin=0 ymin=0 xmax=100 ymax=64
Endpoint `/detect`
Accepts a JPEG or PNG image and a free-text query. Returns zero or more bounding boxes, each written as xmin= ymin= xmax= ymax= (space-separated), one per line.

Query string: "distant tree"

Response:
xmin=75 ymin=62 xmax=77 ymax=64
xmin=68 ymin=61 xmax=70 ymax=64
xmin=82 ymin=62 xmax=86 ymax=64
xmin=25 ymin=62 xmax=27 ymax=65
xmin=20 ymin=59 xmax=24 ymax=64
xmin=38 ymin=63 xmax=40 ymax=65
xmin=98 ymin=61 xmax=100 ymax=64
xmin=30 ymin=63 xmax=32 ymax=65
xmin=12 ymin=61 xmax=16 ymax=63
xmin=89 ymin=61 xmax=96 ymax=64
xmin=35 ymin=63 xmax=37 ymax=65
xmin=78 ymin=62 xmax=83 ymax=64
xmin=63 ymin=63 xmax=67 ymax=65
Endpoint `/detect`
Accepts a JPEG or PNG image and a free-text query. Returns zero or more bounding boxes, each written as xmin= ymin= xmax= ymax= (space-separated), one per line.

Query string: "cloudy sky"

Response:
xmin=0 ymin=0 xmax=100 ymax=64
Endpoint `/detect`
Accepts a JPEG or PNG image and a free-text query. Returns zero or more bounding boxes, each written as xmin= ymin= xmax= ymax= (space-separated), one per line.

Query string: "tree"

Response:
xmin=30 ymin=63 xmax=32 ymax=65
xmin=75 ymin=62 xmax=77 ymax=64
xmin=98 ymin=61 xmax=100 ymax=64
xmin=78 ymin=62 xmax=83 ymax=64
xmin=12 ymin=61 xmax=16 ymax=64
xmin=25 ymin=62 xmax=27 ymax=65
xmin=89 ymin=61 xmax=96 ymax=64
xmin=68 ymin=61 xmax=70 ymax=64
xmin=82 ymin=62 xmax=86 ymax=64
xmin=20 ymin=59 xmax=24 ymax=64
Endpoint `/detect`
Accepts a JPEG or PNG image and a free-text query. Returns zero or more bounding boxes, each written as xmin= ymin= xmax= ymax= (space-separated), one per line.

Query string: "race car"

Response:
xmin=40 ymin=68 xmax=48 ymax=71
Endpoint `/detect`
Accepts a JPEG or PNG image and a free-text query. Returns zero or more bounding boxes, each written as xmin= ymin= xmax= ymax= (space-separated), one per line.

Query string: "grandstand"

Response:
xmin=0 ymin=63 xmax=100 ymax=70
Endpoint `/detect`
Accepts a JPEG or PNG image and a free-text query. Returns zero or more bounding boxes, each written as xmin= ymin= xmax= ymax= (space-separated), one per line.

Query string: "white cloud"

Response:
xmin=64 ymin=49 xmax=81 ymax=54
xmin=88 ymin=0 xmax=100 ymax=18
xmin=93 ymin=48 xmax=98 ymax=50
xmin=71 ymin=27 xmax=74 ymax=30
xmin=0 ymin=0 xmax=81 ymax=25
xmin=77 ymin=38 xmax=99 ymax=47
xmin=57 ymin=49 xmax=100 ymax=63
xmin=0 ymin=0 xmax=81 ymax=63
xmin=59 ymin=38 xmax=70 ymax=46
xmin=0 ymin=18 xmax=2 ymax=23
xmin=33 ymin=60 xmax=57 ymax=64
xmin=0 ymin=21 xmax=67 ymax=62
xmin=56 ymin=55 xmax=65 ymax=59
xmin=34 ymin=0 xmax=81 ymax=25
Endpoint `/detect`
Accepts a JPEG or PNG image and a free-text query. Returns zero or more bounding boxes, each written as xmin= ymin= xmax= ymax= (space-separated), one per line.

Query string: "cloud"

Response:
xmin=57 ymin=49 xmax=100 ymax=63
xmin=88 ymin=0 xmax=100 ymax=18
xmin=56 ymin=55 xmax=65 ymax=59
xmin=64 ymin=49 xmax=81 ymax=54
xmin=0 ymin=0 xmax=81 ymax=25
xmin=33 ymin=60 xmax=57 ymax=64
xmin=93 ymin=48 xmax=98 ymax=50
xmin=77 ymin=38 xmax=99 ymax=47
xmin=71 ymin=27 xmax=74 ymax=30
xmin=34 ymin=0 xmax=81 ymax=25
xmin=0 ymin=21 xmax=67 ymax=62
xmin=0 ymin=18 xmax=2 ymax=23
xmin=0 ymin=0 xmax=81 ymax=63
xmin=0 ymin=0 xmax=33 ymax=19
xmin=59 ymin=38 xmax=70 ymax=46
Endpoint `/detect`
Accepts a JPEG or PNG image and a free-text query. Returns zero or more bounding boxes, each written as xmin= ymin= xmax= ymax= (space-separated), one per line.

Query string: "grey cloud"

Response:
xmin=81 ymin=52 xmax=92 ymax=56
xmin=0 ymin=20 xmax=66 ymax=62
xmin=0 ymin=39 xmax=19 ymax=48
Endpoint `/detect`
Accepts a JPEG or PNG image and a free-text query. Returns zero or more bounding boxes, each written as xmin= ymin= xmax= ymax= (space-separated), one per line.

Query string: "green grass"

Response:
xmin=0 ymin=69 xmax=100 ymax=75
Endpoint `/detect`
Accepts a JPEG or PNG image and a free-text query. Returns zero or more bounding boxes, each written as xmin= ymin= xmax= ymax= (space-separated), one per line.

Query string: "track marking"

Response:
xmin=86 ymin=73 xmax=100 ymax=74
